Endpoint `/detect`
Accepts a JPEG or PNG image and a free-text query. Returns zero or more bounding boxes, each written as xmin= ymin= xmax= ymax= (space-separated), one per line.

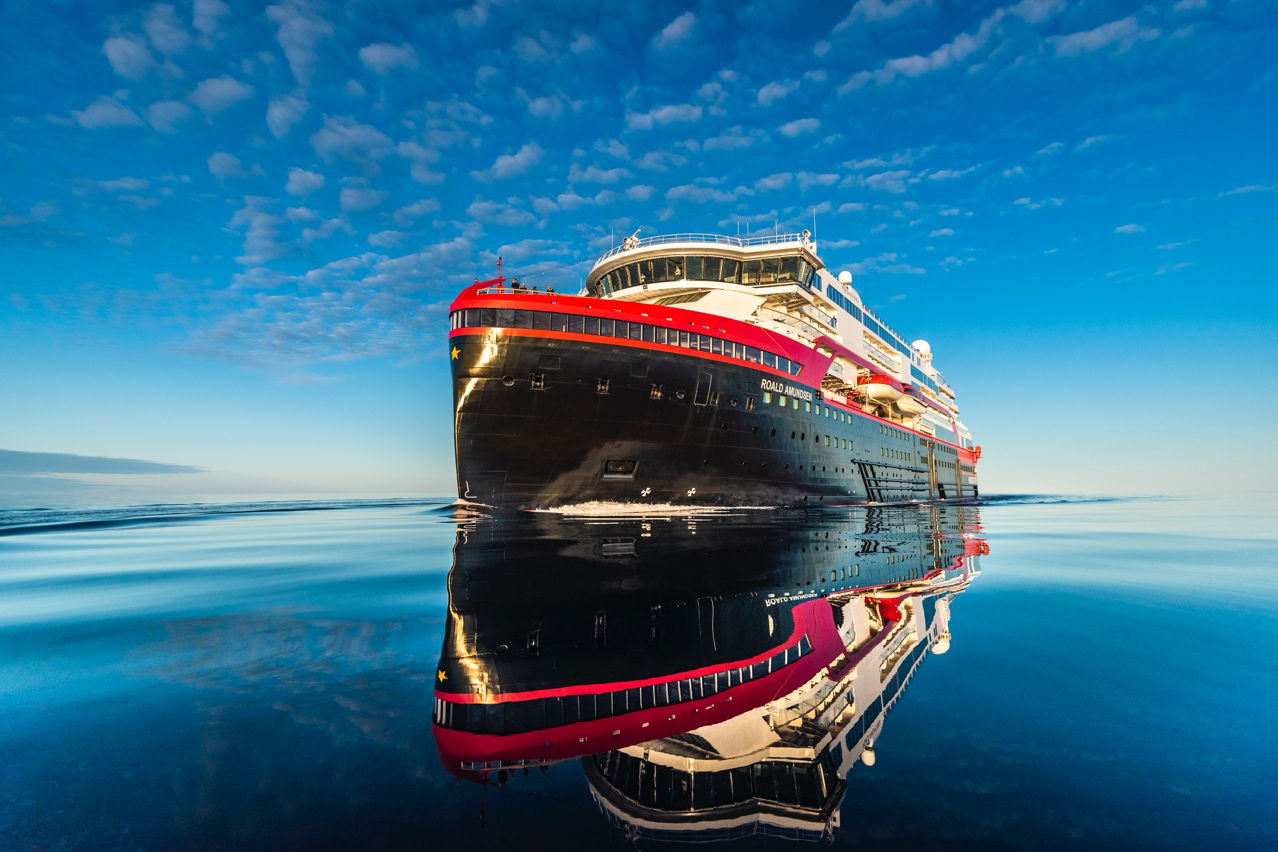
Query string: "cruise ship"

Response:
xmin=448 ymin=232 xmax=980 ymax=510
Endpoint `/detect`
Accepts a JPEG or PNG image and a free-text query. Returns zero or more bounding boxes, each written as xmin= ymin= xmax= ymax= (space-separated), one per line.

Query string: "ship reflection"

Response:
xmin=434 ymin=506 xmax=986 ymax=843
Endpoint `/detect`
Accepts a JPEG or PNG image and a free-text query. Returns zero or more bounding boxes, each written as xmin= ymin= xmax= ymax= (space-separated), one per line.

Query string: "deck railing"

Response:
xmin=593 ymin=232 xmax=808 ymax=264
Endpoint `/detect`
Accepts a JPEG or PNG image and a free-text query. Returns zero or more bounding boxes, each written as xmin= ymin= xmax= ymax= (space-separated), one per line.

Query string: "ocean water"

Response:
xmin=0 ymin=496 xmax=1274 ymax=851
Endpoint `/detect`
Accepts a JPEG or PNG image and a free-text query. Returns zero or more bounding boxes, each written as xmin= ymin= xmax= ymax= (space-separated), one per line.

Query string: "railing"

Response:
xmin=593 ymin=232 xmax=809 ymax=265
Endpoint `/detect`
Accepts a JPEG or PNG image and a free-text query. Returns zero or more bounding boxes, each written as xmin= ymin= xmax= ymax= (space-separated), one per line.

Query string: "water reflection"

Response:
xmin=434 ymin=505 xmax=986 ymax=843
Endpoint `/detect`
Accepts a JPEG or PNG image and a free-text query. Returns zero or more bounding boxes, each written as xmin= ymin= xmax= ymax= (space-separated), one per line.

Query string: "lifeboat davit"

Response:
xmin=857 ymin=374 xmax=902 ymax=403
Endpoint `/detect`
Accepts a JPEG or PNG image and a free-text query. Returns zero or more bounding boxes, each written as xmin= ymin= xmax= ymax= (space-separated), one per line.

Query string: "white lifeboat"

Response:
xmin=896 ymin=393 xmax=926 ymax=417
xmin=857 ymin=374 xmax=902 ymax=403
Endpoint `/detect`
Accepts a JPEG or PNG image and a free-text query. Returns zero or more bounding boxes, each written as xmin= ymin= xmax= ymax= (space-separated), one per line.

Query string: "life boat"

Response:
xmin=896 ymin=392 xmax=926 ymax=417
xmin=857 ymin=374 xmax=902 ymax=403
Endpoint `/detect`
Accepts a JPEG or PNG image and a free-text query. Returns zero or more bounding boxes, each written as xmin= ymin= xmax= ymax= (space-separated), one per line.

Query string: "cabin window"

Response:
xmin=740 ymin=259 xmax=761 ymax=285
xmin=762 ymin=351 xmax=777 ymax=369
xmin=778 ymin=395 xmax=787 ymax=407
xmin=805 ymin=401 xmax=811 ymax=413
xmin=760 ymin=257 xmax=780 ymax=284
xmin=720 ymin=259 xmax=739 ymax=283
xmin=779 ymin=256 xmax=799 ymax=283
xmin=685 ymin=255 xmax=703 ymax=280
xmin=764 ymin=392 xmax=773 ymax=404
xmin=711 ymin=337 xmax=723 ymax=355
xmin=792 ymin=398 xmax=799 ymax=409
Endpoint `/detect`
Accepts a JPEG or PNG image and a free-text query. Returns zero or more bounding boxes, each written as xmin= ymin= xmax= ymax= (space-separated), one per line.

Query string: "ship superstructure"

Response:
xmin=448 ymin=232 xmax=980 ymax=509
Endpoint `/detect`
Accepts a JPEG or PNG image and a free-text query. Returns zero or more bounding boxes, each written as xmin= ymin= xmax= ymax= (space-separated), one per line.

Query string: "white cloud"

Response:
xmin=267 ymin=95 xmax=309 ymax=138
xmin=1077 ymin=134 xmax=1111 ymax=149
xmin=359 ymin=43 xmax=419 ymax=74
xmin=1219 ymin=184 xmax=1276 ymax=196
xmin=797 ymin=172 xmax=839 ymax=191
xmin=1155 ymin=261 xmax=1192 ymax=275
xmin=666 ymin=184 xmax=738 ymax=204
xmin=410 ymin=163 xmax=445 ymax=184
xmin=310 ymin=116 xmax=394 ymax=166
xmin=1014 ymin=197 xmax=1063 ymax=210
xmin=778 ymin=118 xmax=820 ymax=137
xmin=1036 ymin=141 xmax=1064 ymax=155
xmin=340 ymin=187 xmax=389 ymax=212
xmin=207 ymin=151 xmax=246 ymax=180
xmin=454 ymin=0 xmax=492 ymax=27
xmin=0 ymin=200 xmax=59 ymax=228
xmin=653 ymin=12 xmax=697 ymax=49
xmin=368 ymin=230 xmax=407 ymax=248
xmin=929 ymin=228 xmax=954 ymax=237
xmin=849 ymin=252 xmax=926 ymax=275
xmin=301 ymin=217 xmax=352 ymax=242
xmin=757 ymin=80 xmax=799 ymax=105
xmin=927 ymin=166 xmax=976 ymax=180
xmin=570 ymin=33 xmax=596 ymax=53
xmin=939 ymin=207 xmax=959 ymax=215
xmin=568 ymin=163 xmax=631 ymax=183
xmin=193 ymin=0 xmax=231 ymax=40
xmin=146 ymin=99 xmax=193 ymax=133
xmin=467 ymin=198 xmax=537 ymax=226
xmin=144 ymin=4 xmax=192 ymax=56
xmin=472 ymin=142 xmax=544 ymax=181
xmin=228 ymin=196 xmax=284 ymax=265
xmin=626 ymin=104 xmax=703 ymax=131
xmin=103 ymin=36 xmax=154 ymax=80
xmin=837 ymin=202 xmax=866 ymax=213
xmin=835 ymin=0 xmax=928 ymax=31
xmin=285 ymin=167 xmax=324 ymax=196
xmin=1053 ymin=16 xmax=1159 ymax=57
xmin=285 ymin=206 xmax=319 ymax=222
xmin=392 ymin=199 xmax=440 ymax=226
xmin=704 ymin=126 xmax=765 ymax=151
xmin=266 ymin=0 xmax=334 ymax=89
xmin=189 ymin=75 xmax=254 ymax=114
xmin=865 ymin=170 xmax=911 ymax=192
xmin=1114 ymin=223 xmax=1145 ymax=234
xmin=626 ymin=185 xmax=655 ymax=201
xmin=72 ymin=96 xmax=144 ymax=129
xmin=755 ymin=172 xmax=793 ymax=191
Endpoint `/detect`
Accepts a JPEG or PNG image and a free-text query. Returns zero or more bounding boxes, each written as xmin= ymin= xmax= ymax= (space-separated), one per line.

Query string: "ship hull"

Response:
xmin=451 ymin=327 xmax=977 ymax=510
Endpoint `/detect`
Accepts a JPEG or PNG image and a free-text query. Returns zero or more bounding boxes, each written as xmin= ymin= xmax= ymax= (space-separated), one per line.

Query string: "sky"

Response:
xmin=1 ymin=0 xmax=1276 ymax=506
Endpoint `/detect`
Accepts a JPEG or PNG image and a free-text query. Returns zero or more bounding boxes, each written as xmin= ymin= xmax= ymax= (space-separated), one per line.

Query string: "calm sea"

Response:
xmin=0 ymin=496 xmax=1274 ymax=851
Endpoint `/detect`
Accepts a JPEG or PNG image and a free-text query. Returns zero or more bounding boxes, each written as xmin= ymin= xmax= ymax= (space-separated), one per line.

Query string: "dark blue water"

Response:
xmin=0 ymin=497 xmax=1274 ymax=850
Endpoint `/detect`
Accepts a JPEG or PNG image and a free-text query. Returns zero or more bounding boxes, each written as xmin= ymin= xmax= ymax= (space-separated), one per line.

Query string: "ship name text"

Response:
xmin=760 ymin=378 xmax=813 ymax=401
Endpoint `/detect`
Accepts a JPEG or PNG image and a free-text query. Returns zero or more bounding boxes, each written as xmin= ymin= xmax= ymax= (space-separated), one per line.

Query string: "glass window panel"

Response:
xmin=741 ymin=259 xmax=761 ymax=285
xmin=551 ymin=312 xmax=568 ymax=332
xmin=700 ymin=335 xmax=712 ymax=352
xmin=654 ymin=327 xmax=667 ymax=345
xmin=778 ymin=256 xmax=798 ymax=282
xmin=599 ymin=318 xmax=615 ymax=336
xmin=638 ymin=260 xmax=652 ymax=284
xmin=533 ymin=311 xmax=550 ymax=330
xmin=642 ymin=324 xmax=655 ymax=343
xmin=685 ymin=255 xmax=703 ymax=280
xmin=745 ymin=346 xmax=761 ymax=364
xmin=496 ymin=308 xmax=516 ymax=327
xmin=711 ymin=337 xmax=723 ymax=355
xmin=629 ymin=322 xmax=643 ymax=340
xmin=720 ymin=259 xmax=738 ymax=283
xmin=584 ymin=316 xmax=599 ymax=336
xmin=702 ymin=257 xmax=721 ymax=282
xmin=678 ymin=330 xmax=690 ymax=348
xmin=568 ymin=314 xmax=585 ymax=334
xmin=762 ymin=351 xmax=777 ymax=369
xmin=667 ymin=257 xmax=684 ymax=280
xmin=760 ymin=257 xmax=779 ymax=284
xmin=650 ymin=258 xmax=668 ymax=284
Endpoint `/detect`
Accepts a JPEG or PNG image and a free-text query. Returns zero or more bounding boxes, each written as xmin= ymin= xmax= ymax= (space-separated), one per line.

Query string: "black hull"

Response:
xmin=451 ymin=330 xmax=977 ymax=510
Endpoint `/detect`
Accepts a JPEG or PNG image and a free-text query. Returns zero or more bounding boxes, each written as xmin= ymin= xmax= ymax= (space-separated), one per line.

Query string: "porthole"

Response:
xmin=791 ymin=431 xmax=796 ymax=439
xmin=676 ymin=390 xmax=686 ymax=399
xmin=730 ymin=398 xmax=738 ymax=407
xmin=752 ymin=426 xmax=759 ymax=434
xmin=721 ymin=422 xmax=729 ymax=431
xmin=770 ymin=428 xmax=776 ymax=437
xmin=502 ymin=376 xmax=514 ymax=386
xmin=800 ymin=433 xmax=805 ymax=440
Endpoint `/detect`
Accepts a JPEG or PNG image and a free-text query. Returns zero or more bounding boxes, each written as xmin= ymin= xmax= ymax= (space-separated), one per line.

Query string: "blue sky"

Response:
xmin=1 ymin=0 xmax=1275 ymax=505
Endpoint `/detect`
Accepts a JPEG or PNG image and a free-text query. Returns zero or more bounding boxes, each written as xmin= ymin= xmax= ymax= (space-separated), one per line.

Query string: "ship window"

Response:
xmin=762 ymin=351 xmax=777 ymax=369
xmin=792 ymin=398 xmax=799 ymax=409
xmin=778 ymin=395 xmax=786 ymax=407
xmin=741 ymin=259 xmax=761 ymax=285
xmin=678 ymin=330 xmax=690 ymax=348
xmin=778 ymin=256 xmax=798 ymax=282
xmin=583 ymin=316 xmax=599 ymax=335
xmin=599 ymin=318 xmax=615 ymax=336
xmin=745 ymin=346 xmax=761 ymax=364
xmin=711 ymin=337 xmax=723 ymax=355
xmin=642 ymin=324 xmax=655 ymax=343
xmin=629 ymin=322 xmax=643 ymax=341
xmin=763 ymin=391 xmax=772 ymax=404
xmin=746 ymin=396 xmax=755 ymax=410
xmin=824 ymin=435 xmax=830 ymax=446
xmin=533 ymin=311 xmax=551 ymax=330
xmin=759 ymin=257 xmax=779 ymax=284
xmin=685 ymin=255 xmax=703 ymax=280
xmin=805 ymin=401 xmax=811 ymax=413
xmin=720 ymin=258 xmax=739 ymax=283
xmin=667 ymin=257 xmax=684 ymax=281
xmin=551 ymin=312 xmax=568 ymax=332
xmin=568 ymin=314 xmax=584 ymax=333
